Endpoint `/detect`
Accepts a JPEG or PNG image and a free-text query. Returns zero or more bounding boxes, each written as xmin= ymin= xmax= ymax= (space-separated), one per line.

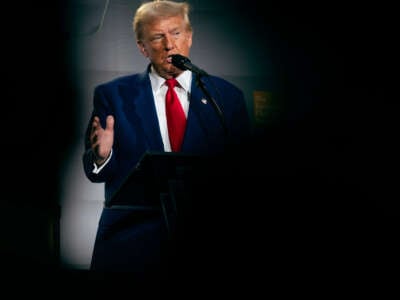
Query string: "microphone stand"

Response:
xmin=195 ymin=73 xmax=228 ymax=137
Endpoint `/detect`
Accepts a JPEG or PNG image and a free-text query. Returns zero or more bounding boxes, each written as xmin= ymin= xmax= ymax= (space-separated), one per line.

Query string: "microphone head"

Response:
xmin=170 ymin=54 xmax=191 ymax=71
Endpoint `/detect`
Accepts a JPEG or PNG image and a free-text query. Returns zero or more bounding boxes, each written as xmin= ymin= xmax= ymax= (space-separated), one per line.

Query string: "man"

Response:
xmin=82 ymin=0 xmax=250 ymax=279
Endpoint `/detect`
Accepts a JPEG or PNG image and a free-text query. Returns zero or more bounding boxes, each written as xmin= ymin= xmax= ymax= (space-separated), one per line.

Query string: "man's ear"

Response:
xmin=137 ymin=41 xmax=148 ymax=57
xmin=187 ymin=31 xmax=193 ymax=48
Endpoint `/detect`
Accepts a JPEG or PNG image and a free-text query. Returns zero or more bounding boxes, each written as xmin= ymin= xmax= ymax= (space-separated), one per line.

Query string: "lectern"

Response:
xmin=105 ymin=151 xmax=248 ymax=275
xmin=108 ymin=151 xmax=218 ymax=236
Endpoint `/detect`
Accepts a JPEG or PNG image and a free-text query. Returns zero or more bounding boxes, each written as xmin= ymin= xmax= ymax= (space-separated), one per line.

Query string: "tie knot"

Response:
xmin=165 ymin=78 xmax=178 ymax=89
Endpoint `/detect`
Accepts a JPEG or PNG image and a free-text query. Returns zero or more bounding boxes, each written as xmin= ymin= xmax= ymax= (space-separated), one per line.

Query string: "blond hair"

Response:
xmin=133 ymin=0 xmax=192 ymax=41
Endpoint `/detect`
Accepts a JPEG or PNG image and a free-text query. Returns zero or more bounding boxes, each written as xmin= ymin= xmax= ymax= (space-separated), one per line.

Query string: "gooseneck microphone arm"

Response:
xmin=170 ymin=54 xmax=228 ymax=136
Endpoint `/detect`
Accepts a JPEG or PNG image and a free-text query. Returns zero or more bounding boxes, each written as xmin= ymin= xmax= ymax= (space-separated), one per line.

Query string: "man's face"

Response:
xmin=137 ymin=15 xmax=192 ymax=79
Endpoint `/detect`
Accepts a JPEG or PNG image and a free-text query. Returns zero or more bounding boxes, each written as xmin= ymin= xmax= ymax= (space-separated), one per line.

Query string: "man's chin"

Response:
xmin=158 ymin=65 xmax=182 ymax=78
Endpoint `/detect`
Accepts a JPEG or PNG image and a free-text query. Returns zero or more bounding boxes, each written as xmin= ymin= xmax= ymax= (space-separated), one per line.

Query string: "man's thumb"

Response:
xmin=106 ymin=115 xmax=115 ymax=131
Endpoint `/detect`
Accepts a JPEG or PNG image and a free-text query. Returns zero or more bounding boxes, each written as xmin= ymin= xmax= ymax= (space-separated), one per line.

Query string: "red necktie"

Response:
xmin=165 ymin=78 xmax=186 ymax=152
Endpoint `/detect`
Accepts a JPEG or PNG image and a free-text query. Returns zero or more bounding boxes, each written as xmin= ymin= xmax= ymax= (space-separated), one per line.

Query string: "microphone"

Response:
xmin=170 ymin=54 xmax=208 ymax=76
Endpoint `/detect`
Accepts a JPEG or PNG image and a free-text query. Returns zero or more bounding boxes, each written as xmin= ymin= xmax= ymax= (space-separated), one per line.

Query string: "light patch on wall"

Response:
xmin=253 ymin=90 xmax=272 ymax=127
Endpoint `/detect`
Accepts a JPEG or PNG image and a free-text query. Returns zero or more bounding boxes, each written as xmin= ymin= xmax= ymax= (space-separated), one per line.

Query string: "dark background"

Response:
xmin=1 ymin=0 xmax=397 ymax=291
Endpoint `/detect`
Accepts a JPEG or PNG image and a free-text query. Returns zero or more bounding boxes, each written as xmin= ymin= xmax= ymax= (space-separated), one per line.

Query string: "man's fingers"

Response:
xmin=90 ymin=115 xmax=113 ymax=145
xmin=90 ymin=131 xmax=98 ymax=144
xmin=106 ymin=115 xmax=115 ymax=131
xmin=92 ymin=116 xmax=100 ymax=127
xmin=91 ymin=116 xmax=100 ymax=134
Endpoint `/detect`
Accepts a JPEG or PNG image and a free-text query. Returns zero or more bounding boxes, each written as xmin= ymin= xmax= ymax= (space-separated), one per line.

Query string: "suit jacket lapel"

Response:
xmin=119 ymin=69 xmax=164 ymax=151
xmin=182 ymin=75 xmax=224 ymax=153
